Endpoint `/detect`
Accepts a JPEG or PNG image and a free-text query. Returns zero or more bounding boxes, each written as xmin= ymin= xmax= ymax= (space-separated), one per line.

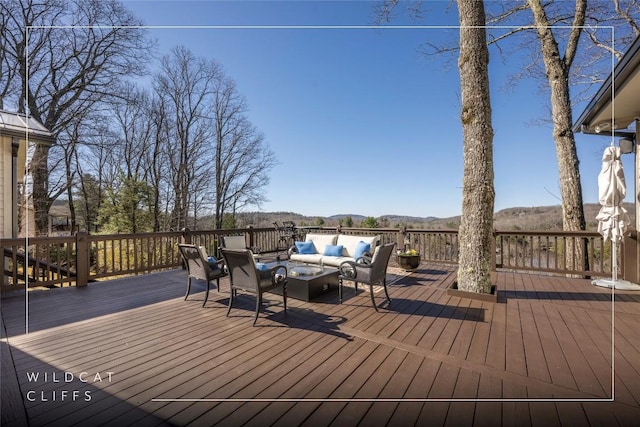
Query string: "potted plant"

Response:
xmin=397 ymin=248 xmax=420 ymax=270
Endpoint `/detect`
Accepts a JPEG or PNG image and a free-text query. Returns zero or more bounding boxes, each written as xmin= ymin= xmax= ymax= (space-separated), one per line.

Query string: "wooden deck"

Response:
xmin=2 ymin=263 xmax=640 ymax=426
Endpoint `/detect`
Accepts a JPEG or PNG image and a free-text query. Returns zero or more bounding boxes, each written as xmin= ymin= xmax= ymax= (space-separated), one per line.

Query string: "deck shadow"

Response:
xmin=1 ymin=270 xmax=198 ymax=337
xmin=205 ymin=293 xmax=354 ymax=340
xmin=1 ymin=343 xmax=173 ymax=426
xmin=338 ymin=295 xmax=486 ymax=323
xmin=385 ymin=298 xmax=486 ymax=322
xmin=502 ymin=289 xmax=640 ymax=302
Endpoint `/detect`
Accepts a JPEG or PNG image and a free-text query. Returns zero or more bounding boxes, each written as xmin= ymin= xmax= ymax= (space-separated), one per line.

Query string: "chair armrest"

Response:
xmin=356 ymin=252 xmax=373 ymax=265
xmin=207 ymin=257 xmax=227 ymax=275
xmin=339 ymin=258 xmax=374 ymax=280
xmin=214 ymin=259 xmax=229 ymax=275
xmin=269 ymin=265 xmax=288 ymax=285
xmin=288 ymin=245 xmax=298 ymax=257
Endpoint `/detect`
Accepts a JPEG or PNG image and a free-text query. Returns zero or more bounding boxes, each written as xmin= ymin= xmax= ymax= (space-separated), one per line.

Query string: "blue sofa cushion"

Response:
xmin=323 ymin=244 xmax=344 ymax=257
xmin=353 ymin=241 xmax=371 ymax=260
xmin=295 ymin=241 xmax=316 ymax=254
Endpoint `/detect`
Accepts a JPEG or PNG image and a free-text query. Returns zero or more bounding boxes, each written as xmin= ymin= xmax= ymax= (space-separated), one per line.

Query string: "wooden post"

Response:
xmin=181 ymin=228 xmax=192 ymax=244
xmin=75 ymin=231 xmax=89 ymax=287
xmin=11 ymin=137 xmax=19 ymax=239
xmin=247 ymin=226 xmax=255 ymax=249
xmin=623 ymin=230 xmax=637 ymax=282
xmin=491 ymin=230 xmax=497 ymax=271
xmin=397 ymin=227 xmax=405 ymax=252
xmin=635 ymin=123 xmax=639 ymax=283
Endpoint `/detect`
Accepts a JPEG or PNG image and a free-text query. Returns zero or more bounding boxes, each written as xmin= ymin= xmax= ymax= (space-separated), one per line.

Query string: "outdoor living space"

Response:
xmin=2 ymin=260 xmax=640 ymax=426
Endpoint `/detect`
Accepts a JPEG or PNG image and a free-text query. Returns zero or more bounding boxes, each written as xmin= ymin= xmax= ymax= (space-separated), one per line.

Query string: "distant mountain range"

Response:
xmin=50 ymin=200 xmax=636 ymax=232
xmin=327 ymin=214 xmax=439 ymax=223
xmin=235 ymin=203 xmax=636 ymax=231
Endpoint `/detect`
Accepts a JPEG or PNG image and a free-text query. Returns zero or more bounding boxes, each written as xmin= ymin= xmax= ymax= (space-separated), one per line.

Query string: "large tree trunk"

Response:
xmin=527 ymin=0 xmax=589 ymax=274
xmin=31 ymin=144 xmax=52 ymax=236
xmin=456 ymin=0 xmax=496 ymax=294
xmin=548 ymin=66 xmax=589 ymax=273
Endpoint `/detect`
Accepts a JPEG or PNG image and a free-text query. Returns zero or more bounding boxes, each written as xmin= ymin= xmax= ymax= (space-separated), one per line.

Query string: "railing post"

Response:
xmin=491 ymin=230 xmax=497 ymax=271
xmin=181 ymin=228 xmax=192 ymax=244
xmin=247 ymin=226 xmax=255 ymax=248
xmin=397 ymin=227 xmax=405 ymax=252
xmin=76 ymin=232 xmax=89 ymax=287
xmin=623 ymin=229 xmax=638 ymax=283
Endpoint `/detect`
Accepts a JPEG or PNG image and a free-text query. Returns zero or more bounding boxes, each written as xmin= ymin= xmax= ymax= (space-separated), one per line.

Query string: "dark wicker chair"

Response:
xmin=220 ymin=248 xmax=288 ymax=326
xmin=178 ymin=244 xmax=227 ymax=307
xmin=220 ymin=235 xmax=261 ymax=261
xmin=338 ymin=243 xmax=396 ymax=311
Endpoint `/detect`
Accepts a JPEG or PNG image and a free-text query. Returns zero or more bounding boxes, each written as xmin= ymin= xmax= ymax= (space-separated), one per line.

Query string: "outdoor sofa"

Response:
xmin=288 ymin=233 xmax=380 ymax=267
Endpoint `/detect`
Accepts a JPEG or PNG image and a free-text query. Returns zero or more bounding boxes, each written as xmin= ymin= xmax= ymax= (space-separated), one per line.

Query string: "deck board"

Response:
xmin=2 ymin=264 xmax=640 ymax=426
xmin=505 ymin=300 xmax=528 ymax=376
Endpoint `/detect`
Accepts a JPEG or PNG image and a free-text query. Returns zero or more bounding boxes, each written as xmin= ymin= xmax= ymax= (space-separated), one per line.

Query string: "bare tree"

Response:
xmin=73 ymin=117 xmax=118 ymax=233
xmin=104 ymin=83 xmax=158 ymax=232
xmin=456 ymin=0 xmax=495 ymax=294
xmin=152 ymin=46 xmax=276 ymax=231
xmin=521 ymin=0 xmax=588 ymax=274
xmin=74 ymin=172 xmax=102 ymax=233
xmin=211 ymin=76 xmax=277 ymax=229
xmin=376 ymin=0 xmax=639 ymax=276
xmin=0 ymin=0 xmax=152 ymax=235
xmin=583 ymin=0 xmax=640 ymax=61
xmin=58 ymin=114 xmax=84 ymax=232
xmin=488 ymin=1 xmax=638 ymax=273
xmin=153 ymin=46 xmax=220 ymax=231
xmin=147 ymin=96 xmax=172 ymax=232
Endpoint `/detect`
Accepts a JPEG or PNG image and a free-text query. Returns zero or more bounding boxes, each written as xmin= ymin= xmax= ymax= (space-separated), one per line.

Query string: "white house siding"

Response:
xmin=1 ymin=111 xmax=53 ymax=240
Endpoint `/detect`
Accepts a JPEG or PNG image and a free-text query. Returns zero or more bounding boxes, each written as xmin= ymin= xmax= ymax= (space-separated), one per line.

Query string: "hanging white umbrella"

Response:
xmin=592 ymin=146 xmax=639 ymax=290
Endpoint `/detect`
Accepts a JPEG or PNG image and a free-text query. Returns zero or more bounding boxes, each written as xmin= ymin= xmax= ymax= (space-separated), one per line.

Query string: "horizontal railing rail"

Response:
xmin=2 ymin=236 xmax=79 ymax=289
xmin=494 ymin=230 xmax=615 ymax=277
xmin=2 ymin=226 xmax=625 ymax=291
xmin=87 ymin=231 xmax=185 ymax=280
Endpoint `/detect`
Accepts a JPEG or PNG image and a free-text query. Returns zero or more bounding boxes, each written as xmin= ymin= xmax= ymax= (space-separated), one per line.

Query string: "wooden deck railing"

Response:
xmin=493 ymin=230 xmax=617 ymax=277
xmin=1 ymin=226 xmax=628 ymax=291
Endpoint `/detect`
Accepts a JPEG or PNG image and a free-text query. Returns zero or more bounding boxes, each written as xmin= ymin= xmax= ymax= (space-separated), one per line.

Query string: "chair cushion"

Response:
xmin=323 ymin=244 xmax=343 ymax=257
xmin=207 ymin=256 xmax=220 ymax=270
xmin=289 ymin=253 xmax=323 ymax=264
xmin=320 ymin=255 xmax=353 ymax=267
xmin=295 ymin=241 xmax=316 ymax=254
xmin=255 ymin=262 xmax=271 ymax=279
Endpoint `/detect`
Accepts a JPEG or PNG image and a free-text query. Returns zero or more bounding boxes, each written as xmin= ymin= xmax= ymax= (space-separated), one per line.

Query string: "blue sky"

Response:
xmin=123 ymin=0 xmax=634 ymax=219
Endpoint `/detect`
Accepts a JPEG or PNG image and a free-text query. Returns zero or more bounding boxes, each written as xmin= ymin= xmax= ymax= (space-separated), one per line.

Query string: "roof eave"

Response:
xmin=573 ymin=35 xmax=640 ymax=134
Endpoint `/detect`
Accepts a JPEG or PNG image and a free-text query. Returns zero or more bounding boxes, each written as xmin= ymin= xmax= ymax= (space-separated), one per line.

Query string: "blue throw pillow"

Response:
xmin=353 ymin=241 xmax=371 ymax=260
xmin=295 ymin=241 xmax=316 ymax=255
xmin=207 ymin=256 xmax=220 ymax=270
xmin=324 ymin=244 xmax=344 ymax=257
